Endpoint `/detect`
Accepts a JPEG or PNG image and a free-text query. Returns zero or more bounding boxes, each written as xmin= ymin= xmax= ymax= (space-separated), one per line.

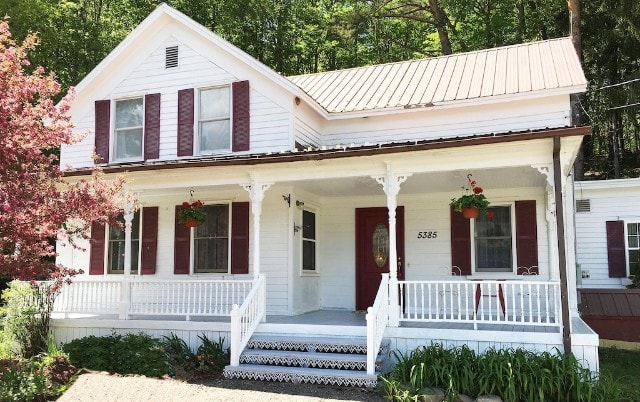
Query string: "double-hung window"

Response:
xmin=108 ymin=211 xmax=140 ymax=274
xmin=194 ymin=204 xmax=230 ymax=273
xmin=198 ymin=87 xmax=231 ymax=153
xmin=474 ymin=206 xmax=513 ymax=273
xmin=302 ymin=210 xmax=316 ymax=271
xmin=628 ymin=222 xmax=640 ymax=271
xmin=114 ymin=97 xmax=144 ymax=161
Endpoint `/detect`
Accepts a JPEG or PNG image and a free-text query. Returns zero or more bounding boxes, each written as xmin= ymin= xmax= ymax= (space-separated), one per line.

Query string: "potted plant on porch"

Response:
xmin=450 ymin=174 xmax=491 ymax=219
xmin=178 ymin=200 xmax=206 ymax=227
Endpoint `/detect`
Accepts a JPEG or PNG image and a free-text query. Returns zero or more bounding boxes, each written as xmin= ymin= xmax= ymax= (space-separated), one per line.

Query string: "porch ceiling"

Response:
xmin=289 ymin=166 xmax=547 ymax=197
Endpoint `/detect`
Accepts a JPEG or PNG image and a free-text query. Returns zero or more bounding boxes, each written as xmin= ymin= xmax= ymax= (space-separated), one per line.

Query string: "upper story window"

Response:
xmin=302 ymin=210 xmax=316 ymax=271
xmin=108 ymin=211 xmax=140 ymax=274
xmin=198 ymin=87 xmax=231 ymax=153
xmin=474 ymin=206 xmax=513 ymax=273
xmin=194 ymin=204 xmax=230 ymax=273
xmin=114 ymin=97 xmax=144 ymax=161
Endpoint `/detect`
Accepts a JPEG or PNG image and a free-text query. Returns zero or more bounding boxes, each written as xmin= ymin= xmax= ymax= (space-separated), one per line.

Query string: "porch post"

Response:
xmin=536 ymin=165 xmax=560 ymax=282
xmin=120 ymin=202 xmax=135 ymax=319
xmin=373 ymin=164 xmax=411 ymax=327
xmin=242 ymin=181 xmax=273 ymax=278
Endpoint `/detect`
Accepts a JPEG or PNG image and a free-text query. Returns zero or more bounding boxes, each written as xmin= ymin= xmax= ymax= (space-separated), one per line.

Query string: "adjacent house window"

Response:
xmin=198 ymin=87 xmax=231 ymax=153
xmin=194 ymin=204 xmax=230 ymax=273
xmin=302 ymin=210 xmax=316 ymax=271
xmin=108 ymin=211 xmax=140 ymax=274
xmin=474 ymin=206 xmax=513 ymax=272
xmin=114 ymin=97 xmax=144 ymax=161
xmin=628 ymin=222 xmax=640 ymax=271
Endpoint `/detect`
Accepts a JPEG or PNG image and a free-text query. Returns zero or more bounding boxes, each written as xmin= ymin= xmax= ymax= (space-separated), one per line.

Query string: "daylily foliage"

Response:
xmin=0 ymin=20 xmax=124 ymax=284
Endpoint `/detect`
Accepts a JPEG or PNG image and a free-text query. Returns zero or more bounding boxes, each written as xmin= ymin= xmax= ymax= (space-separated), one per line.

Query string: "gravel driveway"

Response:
xmin=58 ymin=372 xmax=387 ymax=402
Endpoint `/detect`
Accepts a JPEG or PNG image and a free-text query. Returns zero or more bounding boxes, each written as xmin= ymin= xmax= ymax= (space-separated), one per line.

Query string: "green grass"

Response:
xmin=599 ymin=347 xmax=640 ymax=402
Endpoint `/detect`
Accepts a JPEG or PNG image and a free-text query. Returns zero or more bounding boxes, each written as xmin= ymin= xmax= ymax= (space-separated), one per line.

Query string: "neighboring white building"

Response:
xmin=575 ymin=178 xmax=640 ymax=288
xmin=53 ymin=4 xmax=598 ymax=385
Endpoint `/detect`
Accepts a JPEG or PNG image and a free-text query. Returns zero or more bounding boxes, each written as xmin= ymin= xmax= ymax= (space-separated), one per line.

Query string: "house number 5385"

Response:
xmin=416 ymin=231 xmax=438 ymax=239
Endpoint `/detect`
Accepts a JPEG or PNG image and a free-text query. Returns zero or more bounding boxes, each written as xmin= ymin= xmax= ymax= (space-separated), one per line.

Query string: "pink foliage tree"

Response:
xmin=0 ymin=20 xmax=124 ymax=285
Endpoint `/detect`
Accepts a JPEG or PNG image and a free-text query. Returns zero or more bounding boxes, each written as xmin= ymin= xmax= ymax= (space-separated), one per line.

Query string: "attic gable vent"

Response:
xmin=576 ymin=199 xmax=591 ymax=213
xmin=165 ymin=46 xmax=179 ymax=68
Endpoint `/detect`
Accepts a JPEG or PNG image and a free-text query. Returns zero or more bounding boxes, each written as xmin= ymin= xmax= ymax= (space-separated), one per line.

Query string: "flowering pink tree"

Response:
xmin=0 ymin=21 xmax=124 ymax=283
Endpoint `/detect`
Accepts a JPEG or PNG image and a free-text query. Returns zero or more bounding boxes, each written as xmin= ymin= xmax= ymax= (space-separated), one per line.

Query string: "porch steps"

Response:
xmin=223 ymin=334 xmax=388 ymax=387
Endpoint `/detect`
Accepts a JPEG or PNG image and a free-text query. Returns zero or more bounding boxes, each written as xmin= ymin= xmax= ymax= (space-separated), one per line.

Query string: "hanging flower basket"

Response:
xmin=178 ymin=200 xmax=206 ymax=227
xmin=462 ymin=207 xmax=480 ymax=219
xmin=450 ymin=174 xmax=491 ymax=219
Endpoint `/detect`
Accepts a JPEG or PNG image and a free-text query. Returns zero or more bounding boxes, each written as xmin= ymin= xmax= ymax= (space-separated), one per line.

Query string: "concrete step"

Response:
xmin=240 ymin=349 xmax=383 ymax=371
xmin=223 ymin=364 xmax=378 ymax=388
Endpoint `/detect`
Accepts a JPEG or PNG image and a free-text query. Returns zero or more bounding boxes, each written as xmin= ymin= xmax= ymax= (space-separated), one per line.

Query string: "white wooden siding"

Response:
xmin=574 ymin=179 xmax=640 ymax=289
xmin=319 ymin=95 xmax=569 ymax=147
xmin=61 ymin=38 xmax=291 ymax=169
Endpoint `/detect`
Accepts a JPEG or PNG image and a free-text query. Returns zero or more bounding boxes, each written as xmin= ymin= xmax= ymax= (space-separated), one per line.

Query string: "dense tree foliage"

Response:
xmin=0 ymin=20 xmax=124 ymax=282
xmin=1 ymin=0 xmax=638 ymax=177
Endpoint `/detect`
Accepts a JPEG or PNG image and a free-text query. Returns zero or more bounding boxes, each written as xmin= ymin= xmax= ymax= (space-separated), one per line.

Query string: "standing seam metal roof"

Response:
xmin=287 ymin=38 xmax=586 ymax=114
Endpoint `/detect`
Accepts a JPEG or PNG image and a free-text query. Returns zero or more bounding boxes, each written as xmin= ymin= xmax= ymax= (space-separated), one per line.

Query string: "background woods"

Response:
xmin=2 ymin=0 xmax=638 ymax=179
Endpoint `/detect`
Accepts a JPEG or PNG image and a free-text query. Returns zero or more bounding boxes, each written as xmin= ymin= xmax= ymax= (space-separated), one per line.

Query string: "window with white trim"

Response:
xmin=474 ymin=206 xmax=513 ymax=273
xmin=198 ymin=86 xmax=231 ymax=153
xmin=628 ymin=222 xmax=640 ymax=271
xmin=108 ymin=211 xmax=140 ymax=274
xmin=302 ymin=210 xmax=316 ymax=271
xmin=194 ymin=204 xmax=230 ymax=273
xmin=113 ymin=97 xmax=144 ymax=161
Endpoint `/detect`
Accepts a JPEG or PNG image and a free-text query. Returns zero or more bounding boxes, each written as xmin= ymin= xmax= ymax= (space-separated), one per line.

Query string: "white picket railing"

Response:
xmin=52 ymin=278 xmax=253 ymax=320
xmin=129 ymin=279 xmax=253 ymax=319
xmin=230 ymin=274 xmax=266 ymax=366
xmin=398 ymin=280 xmax=561 ymax=328
xmin=365 ymin=274 xmax=389 ymax=375
xmin=54 ymin=280 xmax=123 ymax=315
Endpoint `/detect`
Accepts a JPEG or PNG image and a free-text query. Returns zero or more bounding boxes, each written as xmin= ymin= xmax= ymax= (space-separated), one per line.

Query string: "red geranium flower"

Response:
xmin=473 ymin=186 xmax=483 ymax=194
xmin=182 ymin=201 xmax=190 ymax=207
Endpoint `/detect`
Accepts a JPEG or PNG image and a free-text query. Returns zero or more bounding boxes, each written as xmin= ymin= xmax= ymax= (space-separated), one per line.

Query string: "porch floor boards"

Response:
xmin=52 ymin=310 xmax=559 ymax=333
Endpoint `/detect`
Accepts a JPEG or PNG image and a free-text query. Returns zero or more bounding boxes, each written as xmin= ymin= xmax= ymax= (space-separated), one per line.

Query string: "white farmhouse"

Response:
xmin=54 ymin=4 xmax=598 ymax=385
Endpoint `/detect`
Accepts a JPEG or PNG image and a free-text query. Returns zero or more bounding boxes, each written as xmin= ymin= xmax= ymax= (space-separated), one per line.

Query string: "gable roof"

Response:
xmin=288 ymin=38 xmax=587 ymax=114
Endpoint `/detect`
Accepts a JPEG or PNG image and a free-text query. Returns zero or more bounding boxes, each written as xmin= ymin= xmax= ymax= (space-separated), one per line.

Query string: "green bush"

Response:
xmin=63 ymin=333 xmax=172 ymax=377
xmin=0 ymin=359 xmax=48 ymax=402
xmin=381 ymin=344 xmax=623 ymax=402
xmin=196 ymin=334 xmax=229 ymax=371
xmin=0 ymin=281 xmax=57 ymax=358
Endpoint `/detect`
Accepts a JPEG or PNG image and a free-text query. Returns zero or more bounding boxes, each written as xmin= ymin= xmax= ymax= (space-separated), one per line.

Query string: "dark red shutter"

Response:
xmin=450 ymin=206 xmax=471 ymax=275
xmin=606 ymin=220 xmax=627 ymax=278
xmin=231 ymin=202 xmax=250 ymax=274
xmin=144 ymin=93 xmax=161 ymax=160
xmin=174 ymin=205 xmax=191 ymax=274
xmin=177 ymin=88 xmax=194 ymax=157
xmin=140 ymin=207 xmax=158 ymax=275
xmin=515 ymin=200 xmax=539 ymax=275
xmin=94 ymin=100 xmax=110 ymax=164
xmin=232 ymin=80 xmax=250 ymax=152
xmin=89 ymin=222 xmax=106 ymax=275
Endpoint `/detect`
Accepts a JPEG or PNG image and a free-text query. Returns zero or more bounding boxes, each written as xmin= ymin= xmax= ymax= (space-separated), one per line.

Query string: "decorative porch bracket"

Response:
xmin=372 ymin=164 xmax=411 ymax=327
xmin=241 ymin=181 xmax=272 ymax=280
xmin=535 ymin=164 xmax=560 ymax=282
xmin=119 ymin=201 xmax=135 ymax=320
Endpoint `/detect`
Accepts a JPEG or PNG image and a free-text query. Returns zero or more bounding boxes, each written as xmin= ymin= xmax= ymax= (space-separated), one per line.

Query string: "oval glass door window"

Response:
xmin=372 ymin=223 xmax=389 ymax=268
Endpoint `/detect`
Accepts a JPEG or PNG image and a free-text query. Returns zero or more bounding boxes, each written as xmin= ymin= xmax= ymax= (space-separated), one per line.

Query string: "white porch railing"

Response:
xmin=398 ymin=280 xmax=561 ymax=328
xmin=52 ymin=278 xmax=254 ymax=320
xmin=230 ymin=274 xmax=266 ymax=367
xmin=365 ymin=273 xmax=389 ymax=375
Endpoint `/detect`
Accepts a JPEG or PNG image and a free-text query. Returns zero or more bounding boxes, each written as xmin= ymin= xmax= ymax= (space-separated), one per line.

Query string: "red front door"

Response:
xmin=355 ymin=207 xmax=404 ymax=310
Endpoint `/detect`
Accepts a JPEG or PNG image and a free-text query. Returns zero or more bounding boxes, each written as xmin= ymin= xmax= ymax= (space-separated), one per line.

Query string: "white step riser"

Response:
xmin=223 ymin=366 xmax=378 ymax=388
xmin=239 ymin=353 xmax=382 ymax=371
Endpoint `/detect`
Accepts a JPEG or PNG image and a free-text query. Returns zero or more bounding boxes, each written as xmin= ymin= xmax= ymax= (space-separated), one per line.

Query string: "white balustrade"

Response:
xmin=52 ymin=278 xmax=254 ymax=319
xmin=366 ymin=274 xmax=389 ymax=375
xmin=398 ymin=280 xmax=561 ymax=328
xmin=230 ymin=274 xmax=266 ymax=366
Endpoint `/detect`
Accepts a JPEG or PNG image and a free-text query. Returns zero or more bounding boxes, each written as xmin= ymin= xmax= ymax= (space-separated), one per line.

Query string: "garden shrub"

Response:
xmin=63 ymin=333 xmax=172 ymax=377
xmin=0 ymin=359 xmax=48 ymax=402
xmin=381 ymin=343 xmax=623 ymax=402
xmin=0 ymin=281 xmax=57 ymax=358
xmin=196 ymin=334 xmax=229 ymax=371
